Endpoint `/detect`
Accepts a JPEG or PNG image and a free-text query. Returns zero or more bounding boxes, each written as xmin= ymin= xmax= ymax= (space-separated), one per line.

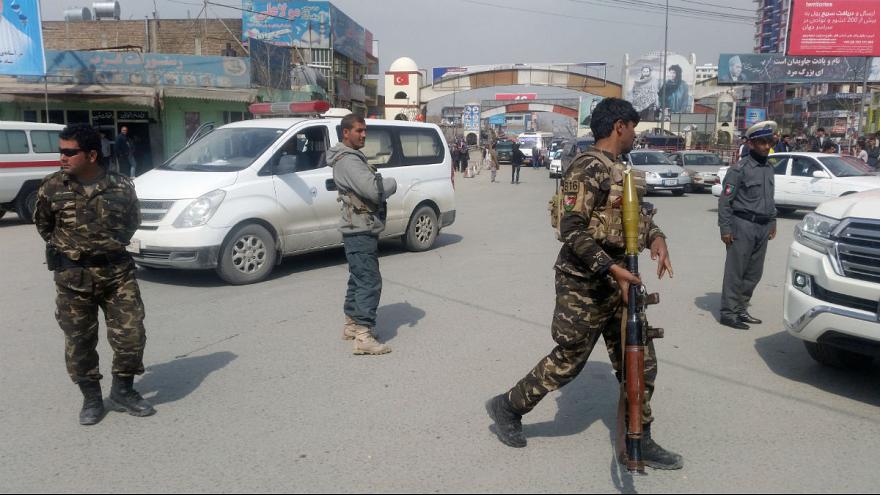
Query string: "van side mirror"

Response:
xmin=276 ymin=155 xmax=299 ymax=175
xmin=812 ymin=170 xmax=830 ymax=179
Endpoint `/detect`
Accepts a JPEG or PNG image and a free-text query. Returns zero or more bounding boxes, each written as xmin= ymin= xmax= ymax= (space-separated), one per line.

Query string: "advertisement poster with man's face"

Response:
xmin=578 ymin=95 xmax=603 ymax=130
xmin=624 ymin=52 xmax=695 ymax=120
xmin=0 ymin=0 xmax=45 ymax=75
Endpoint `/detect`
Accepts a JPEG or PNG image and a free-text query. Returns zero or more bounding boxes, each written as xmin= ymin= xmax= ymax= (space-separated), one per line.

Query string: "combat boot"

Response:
xmin=352 ymin=326 xmax=391 ymax=355
xmin=485 ymin=394 xmax=527 ymax=448
xmin=342 ymin=315 xmax=358 ymax=341
xmin=107 ymin=375 xmax=156 ymax=417
xmin=77 ymin=381 xmax=105 ymax=426
xmin=641 ymin=424 xmax=683 ymax=470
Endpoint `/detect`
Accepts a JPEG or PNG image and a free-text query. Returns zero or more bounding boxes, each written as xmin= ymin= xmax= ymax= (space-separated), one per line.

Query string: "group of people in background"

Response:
xmin=97 ymin=126 xmax=138 ymax=178
xmin=735 ymin=128 xmax=880 ymax=170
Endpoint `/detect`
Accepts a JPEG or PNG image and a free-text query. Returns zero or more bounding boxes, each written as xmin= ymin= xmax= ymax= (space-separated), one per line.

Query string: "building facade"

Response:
xmin=696 ymin=64 xmax=719 ymax=83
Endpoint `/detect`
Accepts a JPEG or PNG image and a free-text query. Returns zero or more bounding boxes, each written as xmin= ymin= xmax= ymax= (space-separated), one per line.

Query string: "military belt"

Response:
xmin=57 ymin=251 xmax=132 ymax=270
xmin=733 ymin=210 xmax=771 ymax=225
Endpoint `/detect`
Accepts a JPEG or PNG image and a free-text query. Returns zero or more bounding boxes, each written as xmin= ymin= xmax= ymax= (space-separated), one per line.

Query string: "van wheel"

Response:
xmin=404 ymin=206 xmax=439 ymax=252
xmin=0 ymin=208 xmax=6 ymax=220
xmin=776 ymin=207 xmax=796 ymax=216
xmin=672 ymin=189 xmax=685 ymax=197
xmin=803 ymin=342 xmax=873 ymax=369
xmin=216 ymin=223 xmax=277 ymax=285
xmin=15 ymin=188 xmax=38 ymax=224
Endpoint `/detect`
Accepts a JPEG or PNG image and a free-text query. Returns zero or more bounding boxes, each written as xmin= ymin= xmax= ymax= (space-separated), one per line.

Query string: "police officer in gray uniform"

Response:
xmin=718 ymin=121 xmax=778 ymax=330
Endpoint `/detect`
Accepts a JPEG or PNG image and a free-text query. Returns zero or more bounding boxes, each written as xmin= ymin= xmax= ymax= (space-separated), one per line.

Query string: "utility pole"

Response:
xmin=660 ymin=0 xmax=669 ymax=131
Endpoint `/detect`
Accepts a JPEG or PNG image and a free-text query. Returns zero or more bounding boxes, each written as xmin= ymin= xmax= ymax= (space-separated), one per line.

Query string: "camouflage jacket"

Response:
xmin=34 ymin=170 xmax=140 ymax=261
xmin=554 ymin=148 xmax=665 ymax=279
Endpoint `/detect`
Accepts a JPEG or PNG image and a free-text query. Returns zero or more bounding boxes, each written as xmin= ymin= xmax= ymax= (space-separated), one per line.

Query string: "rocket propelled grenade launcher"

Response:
xmin=618 ymin=168 xmax=663 ymax=474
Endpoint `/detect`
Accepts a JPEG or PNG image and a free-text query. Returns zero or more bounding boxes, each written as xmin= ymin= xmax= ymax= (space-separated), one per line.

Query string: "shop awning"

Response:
xmin=0 ymin=78 xmax=156 ymax=107
xmin=161 ymin=87 xmax=257 ymax=103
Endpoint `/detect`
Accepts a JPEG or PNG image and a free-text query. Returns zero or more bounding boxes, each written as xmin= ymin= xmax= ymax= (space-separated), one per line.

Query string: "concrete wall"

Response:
xmin=42 ymin=19 xmax=246 ymax=57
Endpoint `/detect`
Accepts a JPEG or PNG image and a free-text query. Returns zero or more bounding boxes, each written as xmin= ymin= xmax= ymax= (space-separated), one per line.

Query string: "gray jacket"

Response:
xmin=718 ymin=152 xmax=776 ymax=236
xmin=327 ymin=143 xmax=398 ymax=236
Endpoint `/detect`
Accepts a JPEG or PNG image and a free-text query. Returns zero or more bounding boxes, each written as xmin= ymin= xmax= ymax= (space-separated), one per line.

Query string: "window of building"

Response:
xmin=30 ymin=130 xmax=62 ymax=154
xmin=394 ymin=91 xmax=408 ymax=100
xmin=399 ymin=128 xmax=444 ymax=166
xmin=22 ymin=110 xmax=37 ymax=123
xmin=223 ymin=111 xmax=244 ymax=124
xmin=41 ymin=110 xmax=65 ymax=124
xmin=67 ymin=110 xmax=90 ymax=124
xmin=0 ymin=130 xmax=29 ymax=154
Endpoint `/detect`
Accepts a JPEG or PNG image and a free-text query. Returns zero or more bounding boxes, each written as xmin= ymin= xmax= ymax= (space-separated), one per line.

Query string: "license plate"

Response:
xmin=663 ymin=179 xmax=678 ymax=186
xmin=126 ymin=239 xmax=141 ymax=254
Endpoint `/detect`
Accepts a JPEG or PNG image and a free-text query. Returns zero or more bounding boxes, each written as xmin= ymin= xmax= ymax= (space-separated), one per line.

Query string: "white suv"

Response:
xmin=784 ymin=190 xmax=880 ymax=368
xmin=131 ymin=116 xmax=456 ymax=284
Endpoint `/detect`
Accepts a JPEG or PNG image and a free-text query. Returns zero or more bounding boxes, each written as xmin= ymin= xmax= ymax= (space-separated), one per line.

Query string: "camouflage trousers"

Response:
xmin=507 ymin=270 xmax=657 ymax=424
xmin=54 ymin=265 xmax=146 ymax=383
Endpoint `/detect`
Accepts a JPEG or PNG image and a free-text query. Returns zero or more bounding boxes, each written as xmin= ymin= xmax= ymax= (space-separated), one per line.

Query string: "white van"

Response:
xmin=131 ymin=116 xmax=456 ymax=284
xmin=0 ymin=122 xmax=65 ymax=222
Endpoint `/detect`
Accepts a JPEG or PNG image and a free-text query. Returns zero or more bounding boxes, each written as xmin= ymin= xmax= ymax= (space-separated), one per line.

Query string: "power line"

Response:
xmin=566 ymin=0 xmax=757 ymax=23
xmin=460 ymin=0 xmax=665 ymax=29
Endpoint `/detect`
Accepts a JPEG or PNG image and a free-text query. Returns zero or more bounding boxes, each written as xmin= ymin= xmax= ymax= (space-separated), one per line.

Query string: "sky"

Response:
xmin=38 ymin=0 xmax=758 ymax=112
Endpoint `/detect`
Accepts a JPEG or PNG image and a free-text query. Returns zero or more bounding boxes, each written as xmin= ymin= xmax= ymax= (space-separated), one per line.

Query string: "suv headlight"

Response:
xmin=794 ymin=212 xmax=840 ymax=253
xmin=173 ymin=189 xmax=226 ymax=228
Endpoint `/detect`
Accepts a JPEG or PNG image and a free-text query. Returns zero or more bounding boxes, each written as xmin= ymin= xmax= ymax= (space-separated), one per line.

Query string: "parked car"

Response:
xmin=130 ymin=113 xmax=456 ymax=285
xmin=494 ymin=139 xmax=514 ymax=164
xmin=784 ymin=189 xmax=880 ymax=368
xmin=625 ymin=150 xmax=691 ymax=196
xmin=0 ymin=122 xmax=65 ymax=222
xmin=667 ymin=151 xmax=725 ymax=192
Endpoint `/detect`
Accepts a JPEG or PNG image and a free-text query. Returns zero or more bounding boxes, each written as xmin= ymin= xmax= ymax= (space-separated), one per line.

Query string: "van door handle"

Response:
xmin=325 ymin=179 xmax=337 ymax=191
xmin=310 ymin=187 xmax=317 ymax=197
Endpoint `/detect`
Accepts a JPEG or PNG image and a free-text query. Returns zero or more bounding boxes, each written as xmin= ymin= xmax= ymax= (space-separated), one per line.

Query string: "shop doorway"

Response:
xmin=118 ymin=122 xmax=153 ymax=176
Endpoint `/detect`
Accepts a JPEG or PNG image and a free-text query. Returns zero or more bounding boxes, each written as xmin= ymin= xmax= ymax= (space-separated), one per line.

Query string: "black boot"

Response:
xmin=485 ymin=394 xmax=527 ymax=448
xmin=77 ymin=381 xmax=105 ymax=426
xmin=642 ymin=424 xmax=683 ymax=470
xmin=737 ymin=312 xmax=762 ymax=325
xmin=108 ymin=375 xmax=156 ymax=417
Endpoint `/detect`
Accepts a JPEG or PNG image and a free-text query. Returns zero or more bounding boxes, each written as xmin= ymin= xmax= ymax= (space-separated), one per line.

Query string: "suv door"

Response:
xmin=270 ymin=124 xmax=337 ymax=252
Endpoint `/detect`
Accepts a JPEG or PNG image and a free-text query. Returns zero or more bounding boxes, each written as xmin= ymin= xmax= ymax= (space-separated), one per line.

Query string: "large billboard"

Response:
xmin=787 ymin=0 xmax=880 ymax=57
xmin=578 ymin=95 xmax=604 ymax=130
xmin=718 ymin=53 xmax=879 ymax=84
xmin=0 ymin=0 xmax=45 ymax=76
xmin=462 ymin=105 xmax=481 ymax=131
xmin=745 ymin=108 xmax=767 ymax=128
xmin=242 ymin=1 xmax=331 ymax=49
xmin=624 ymin=52 xmax=696 ymax=120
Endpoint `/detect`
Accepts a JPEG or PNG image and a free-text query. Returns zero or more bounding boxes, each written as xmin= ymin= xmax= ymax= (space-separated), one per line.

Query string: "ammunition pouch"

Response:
xmin=45 ymin=244 xmax=59 ymax=271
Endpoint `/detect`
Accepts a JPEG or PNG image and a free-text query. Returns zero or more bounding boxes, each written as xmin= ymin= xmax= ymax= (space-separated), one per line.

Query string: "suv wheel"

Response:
xmin=216 ymin=223 xmax=277 ymax=285
xmin=15 ymin=188 xmax=38 ymax=224
xmin=803 ymin=342 xmax=873 ymax=369
xmin=403 ymin=206 xmax=439 ymax=252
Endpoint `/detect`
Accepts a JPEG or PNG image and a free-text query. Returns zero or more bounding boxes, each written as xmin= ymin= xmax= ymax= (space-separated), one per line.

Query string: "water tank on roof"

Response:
xmin=92 ymin=1 xmax=120 ymax=20
xmin=64 ymin=8 xmax=92 ymax=21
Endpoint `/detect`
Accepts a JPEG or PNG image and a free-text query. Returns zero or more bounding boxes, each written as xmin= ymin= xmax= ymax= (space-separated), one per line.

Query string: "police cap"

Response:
xmin=746 ymin=121 xmax=778 ymax=141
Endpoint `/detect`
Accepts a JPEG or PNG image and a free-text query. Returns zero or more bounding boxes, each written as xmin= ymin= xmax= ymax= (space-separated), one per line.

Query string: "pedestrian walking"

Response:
xmin=114 ymin=126 xmax=137 ymax=177
xmin=484 ymin=98 xmax=682 ymax=469
xmin=511 ymin=143 xmax=524 ymax=184
xmin=460 ymin=144 xmax=470 ymax=177
xmin=451 ymin=144 xmax=461 ymax=174
xmin=327 ymin=114 xmax=398 ymax=356
xmin=532 ymin=146 xmax=540 ymax=169
xmin=717 ymin=120 xmax=778 ymax=330
xmin=33 ymin=124 xmax=155 ymax=426
xmin=486 ymin=148 xmax=498 ymax=183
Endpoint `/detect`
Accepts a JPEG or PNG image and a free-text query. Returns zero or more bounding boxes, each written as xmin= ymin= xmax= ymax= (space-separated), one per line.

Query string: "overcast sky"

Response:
xmin=39 ymin=0 xmax=757 ymax=109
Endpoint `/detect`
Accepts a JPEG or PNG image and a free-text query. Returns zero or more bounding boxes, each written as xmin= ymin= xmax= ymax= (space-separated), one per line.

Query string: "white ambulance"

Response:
xmin=0 ymin=122 xmax=65 ymax=222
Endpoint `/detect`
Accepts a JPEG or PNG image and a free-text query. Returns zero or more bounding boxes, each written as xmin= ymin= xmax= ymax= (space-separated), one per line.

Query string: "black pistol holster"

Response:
xmin=45 ymin=244 xmax=60 ymax=271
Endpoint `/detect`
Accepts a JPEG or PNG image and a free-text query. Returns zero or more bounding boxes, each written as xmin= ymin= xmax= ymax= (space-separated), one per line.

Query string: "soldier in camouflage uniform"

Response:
xmin=34 ymin=124 xmax=155 ymax=425
xmin=485 ymin=98 xmax=682 ymax=470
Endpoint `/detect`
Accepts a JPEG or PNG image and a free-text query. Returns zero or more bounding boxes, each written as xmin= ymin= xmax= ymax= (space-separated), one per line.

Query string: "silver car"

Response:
xmin=667 ymin=151 xmax=726 ymax=192
xmin=626 ymin=150 xmax=691 ymax=196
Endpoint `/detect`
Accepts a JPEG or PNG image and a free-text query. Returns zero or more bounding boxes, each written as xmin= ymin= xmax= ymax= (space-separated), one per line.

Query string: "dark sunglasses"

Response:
xmin=59 ymin=148 xmax=84 ymax=157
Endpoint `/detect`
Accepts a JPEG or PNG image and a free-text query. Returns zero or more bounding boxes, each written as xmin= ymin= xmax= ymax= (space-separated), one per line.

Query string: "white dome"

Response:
xmin=390 ymin=57 xmax=418 ymax=72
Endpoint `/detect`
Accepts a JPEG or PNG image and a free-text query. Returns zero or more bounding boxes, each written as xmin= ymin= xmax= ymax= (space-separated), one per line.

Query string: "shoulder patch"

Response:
xmin=724 ymin=183 xmax=735 ymax=196
xmin=561 ymin=180 xmax=579 ymax=193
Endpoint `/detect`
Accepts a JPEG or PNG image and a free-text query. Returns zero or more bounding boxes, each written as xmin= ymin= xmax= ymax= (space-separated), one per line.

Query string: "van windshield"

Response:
xmin=161 ymin=128 xmax=284 ymax=172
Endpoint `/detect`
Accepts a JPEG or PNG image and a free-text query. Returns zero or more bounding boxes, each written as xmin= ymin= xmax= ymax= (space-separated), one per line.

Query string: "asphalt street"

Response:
xmin=1 ymin=163 xmax=878 ymax=493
